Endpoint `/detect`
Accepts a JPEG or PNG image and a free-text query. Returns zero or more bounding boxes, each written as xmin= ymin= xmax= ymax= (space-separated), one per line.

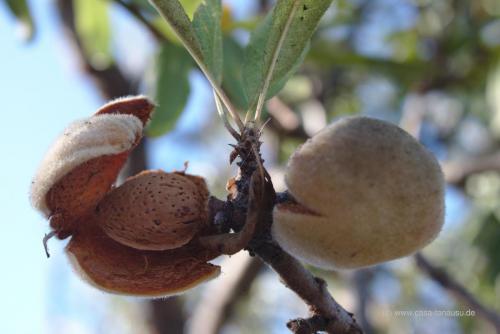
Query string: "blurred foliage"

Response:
xmin=2 ymin=0 xmax=35 ymax=40
xmin=74 ymin=0 xmax=112 ymax=69
xmin=147 ymin=44 xmax=192 ymax=137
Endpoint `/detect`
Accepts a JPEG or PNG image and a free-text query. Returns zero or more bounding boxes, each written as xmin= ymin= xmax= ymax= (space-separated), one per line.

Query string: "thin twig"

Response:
xmin=200 ymin=171 xmax=262 ymax=255
xmin=42 ymin=230 xmax=57 ymax=258
xmin=287 ymin=315 xmax=339 ymax=334
xmin=56 ymin=0 xmax=135 ymax=98
xmin=415 ymin=253 xmax=500 ymax=332
xmin=113 ymin=0 xmax=165 ymax=42
xmin=213 ymin=90 xmax=241 ymax=140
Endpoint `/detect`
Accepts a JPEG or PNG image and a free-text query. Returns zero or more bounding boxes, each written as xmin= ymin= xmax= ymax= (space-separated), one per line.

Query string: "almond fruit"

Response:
xmin=272 ymin=117 xmax=445 ymax=269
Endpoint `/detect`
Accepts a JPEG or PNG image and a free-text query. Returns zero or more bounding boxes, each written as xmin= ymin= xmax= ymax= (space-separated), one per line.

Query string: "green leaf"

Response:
xmin=147 ymin=44 xmax=192 ymax=137
xmin=242 ymin=0 xmax=333 ymax=112
xmin=222 ymin=37 xmax=248 ymax=110
xmin=4 ymin=0 xmax=35 ymax=40
xmin=74 ymin=0 xmax=112 ymax=68
xmin=181 ymin=0 xmax=203 ymax=18
xmin=144 ymin=0 xmax=203 ymax=44
xmin=148 ymin=0 xmax=204 ymax=63
xmin=131 ymin=0 xmax=201 ymax=17
xmin=150 ymin=0 xmax=243 ymax=131
xmin=192 ymin=0 xmax=223 ymax=84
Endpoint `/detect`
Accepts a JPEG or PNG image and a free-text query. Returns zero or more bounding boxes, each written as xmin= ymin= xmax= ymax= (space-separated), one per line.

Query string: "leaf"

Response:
xmin=181 ymin=0 xmax=203 ymax=18
xmin=222 ymin=37 xmax=248 ymax=110
xmin=150 ymin=0 xmax=243 ymax=131
xmin=242 ymin=0 xmax=333 ymax=112
xmin=131 ymin=0 xmax=202 ymax=18
xmin=147 ymin=44 xmax=192 ymax=137
xmin=192 ymin=0 xmax=223 ymax=84
xmin=4 ymin=0 xmax=35 ymax=40
xmin=148 ymin=0 xmax=204 ymax=63
xmin=74 ymin=0 xmax=112 ymax=68
xmin=474 ymin=213 xmax=500 ymax=285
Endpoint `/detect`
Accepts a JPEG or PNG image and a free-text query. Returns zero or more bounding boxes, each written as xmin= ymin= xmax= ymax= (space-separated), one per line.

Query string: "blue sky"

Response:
xmin=0 ymin=0 xmax=101 ymax=332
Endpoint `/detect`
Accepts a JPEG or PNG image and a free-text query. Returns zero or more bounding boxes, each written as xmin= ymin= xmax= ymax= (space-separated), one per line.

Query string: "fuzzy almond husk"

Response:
xmin=96 ymin=170 xmax=209 ymax=251
xmin=30 ymin=96 xmax=155 ymax=238
xmin=66 ymin=220 xmax=220 ymax=297
xmin=95 ymin=95 xmax=154 ymax=125
xmin=272 ymin=117 xmax=445 ymax=269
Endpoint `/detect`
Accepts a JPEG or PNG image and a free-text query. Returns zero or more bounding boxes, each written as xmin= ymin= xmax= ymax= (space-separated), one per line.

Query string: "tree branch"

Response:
xmin=415 ymin=253 xmax=500 ymax=332
xmin=287 ymin=315 xmax=341 ymax=334
xmin=442 ymin=153 xmax=500 ymax=186
xmin=55 ymin=0 xmax=136 ymax=99
xmin=250 ymin=239 xmax=362 ymax=334
xmin=266 ymin=97 xmax=309 ymax=140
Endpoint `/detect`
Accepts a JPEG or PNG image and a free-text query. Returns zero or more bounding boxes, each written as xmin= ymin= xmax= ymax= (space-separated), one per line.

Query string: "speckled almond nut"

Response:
xmin=96 ymin=170 xmax=209 ymax=251
xmin=272 ymin=116 xmax=445 ymax=269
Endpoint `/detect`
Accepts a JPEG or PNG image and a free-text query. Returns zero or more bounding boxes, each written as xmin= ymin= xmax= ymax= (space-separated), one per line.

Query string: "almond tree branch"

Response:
xmin=287 ymin=315 xmax=343 ymax=334
xmin=415 ymin=253 xmax=500 ymax=332
xmin=267 ymin=97 xmax=309 ymax=140
xmin=56 ymin=0 xmax=136 ymax=99
xmin=250 ymin=238 xmax=362 ymax=334
xmin=442 ymin=153 xmax=500 ymax=186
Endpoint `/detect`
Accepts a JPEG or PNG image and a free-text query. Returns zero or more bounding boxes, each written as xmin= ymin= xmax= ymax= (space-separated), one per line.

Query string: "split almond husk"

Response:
xmin=96 ymin=170 xmax=209 ymax=251
xmin=30 ymin=96 xmax=154 ymax=238
xmin=67 ymin=220 xmax=221 ymax=297
xmin=95 ymin=95 xmax=155 ymax=125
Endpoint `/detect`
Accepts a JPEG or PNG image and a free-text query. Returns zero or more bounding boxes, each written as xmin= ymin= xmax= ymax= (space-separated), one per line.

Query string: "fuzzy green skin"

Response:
xmin=272 ymin=117 xmax=445 ymax=269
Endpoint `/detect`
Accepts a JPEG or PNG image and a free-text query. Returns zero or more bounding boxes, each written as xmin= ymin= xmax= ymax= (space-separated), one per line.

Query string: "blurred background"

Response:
xmin=1 ymin=0 xmax=500 ymax=333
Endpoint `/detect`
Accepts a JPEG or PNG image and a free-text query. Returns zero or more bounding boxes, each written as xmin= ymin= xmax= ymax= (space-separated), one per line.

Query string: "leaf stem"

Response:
xmin=213 ymin=90 xmax=241 ymax=140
